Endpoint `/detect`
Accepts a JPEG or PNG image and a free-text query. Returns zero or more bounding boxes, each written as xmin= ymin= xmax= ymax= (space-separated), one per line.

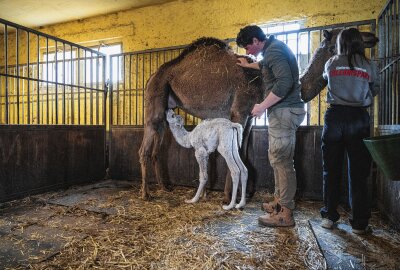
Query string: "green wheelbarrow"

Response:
xmin=364 ymin=133 xmax=400 ymax=180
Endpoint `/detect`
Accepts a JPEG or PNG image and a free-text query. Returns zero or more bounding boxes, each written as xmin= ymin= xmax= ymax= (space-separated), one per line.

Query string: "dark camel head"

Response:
xmin=322 ymin=28 xmax=379 ymax=56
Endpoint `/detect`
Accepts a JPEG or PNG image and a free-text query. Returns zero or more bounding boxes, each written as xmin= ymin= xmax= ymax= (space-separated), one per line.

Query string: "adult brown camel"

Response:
xmin=138 ymin=29 xmax=379 ymax=201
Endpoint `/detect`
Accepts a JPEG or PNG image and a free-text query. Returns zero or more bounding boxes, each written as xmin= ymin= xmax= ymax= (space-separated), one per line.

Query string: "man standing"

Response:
xmin=236 ymin=25 xmax=305 ymax=227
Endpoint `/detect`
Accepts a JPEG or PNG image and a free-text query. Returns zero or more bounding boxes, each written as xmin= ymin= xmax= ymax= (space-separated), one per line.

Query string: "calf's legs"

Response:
xmin=186 ymin=147 xmax=209 ymax=204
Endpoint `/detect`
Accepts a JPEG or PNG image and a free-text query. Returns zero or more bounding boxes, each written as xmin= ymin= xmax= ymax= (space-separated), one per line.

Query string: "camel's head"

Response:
xmin=321 ymin=29 xmax=341 ymax=55
xmin=321 ymin=28 xmax=379 ymax=56
xmin=166 ymin=109 xmax=184 ymax=127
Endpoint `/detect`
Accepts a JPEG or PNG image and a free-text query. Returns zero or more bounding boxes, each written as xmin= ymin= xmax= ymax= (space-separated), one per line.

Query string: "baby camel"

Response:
xmin=166 ymin=109 xmax=247 ymax=210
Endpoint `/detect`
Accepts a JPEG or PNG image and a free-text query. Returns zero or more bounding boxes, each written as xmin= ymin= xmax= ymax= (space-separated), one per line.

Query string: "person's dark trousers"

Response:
xmin=320 ymin=105 xmax=372 ymax=229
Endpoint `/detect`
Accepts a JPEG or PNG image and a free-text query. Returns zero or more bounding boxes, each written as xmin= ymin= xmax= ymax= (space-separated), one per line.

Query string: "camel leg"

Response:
xmin=152 ymin=126 xmax=169 ymax=191
xmin=139 ymin=127 xmax=157 ymax=200
xmin=241 ymin=117 xmax=254 ymax=198
xmin=223 ymin=171 xmax=232 ymax=204
xmin=240 ymin=116 xmax=253 ymax=159
xmin=186 ymin=147 xmax=209 ymax=203
xmin=139 ymin=110 xmax=167 ymax=199
xmin=139 ymin=73 xmax=170 ymax=199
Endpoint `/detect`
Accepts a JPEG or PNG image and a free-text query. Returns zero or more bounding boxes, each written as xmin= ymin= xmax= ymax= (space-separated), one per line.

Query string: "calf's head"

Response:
xmin=166 ymin=109 xmax=184 ymax=127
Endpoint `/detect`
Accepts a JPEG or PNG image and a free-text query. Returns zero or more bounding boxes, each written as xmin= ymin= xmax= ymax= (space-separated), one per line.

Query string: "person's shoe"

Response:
xmin=261 ymin=197 xmax=280 ymax=213
xmin=321 ymin=218 xmax=334 ymax=229
xmin=261 ymin=201 xmax=280 ymax=213
xmin=352 ymin=225 xmax=372 ymax=235
xmin=258 ymin=205 xmax=295 ymax=227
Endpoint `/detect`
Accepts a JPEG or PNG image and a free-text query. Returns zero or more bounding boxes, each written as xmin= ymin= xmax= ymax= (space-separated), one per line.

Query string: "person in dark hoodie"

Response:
xmin=319 ymin=28 xmax=380 ymax=234
xmin=236 ymin=25 xmax=305 ymax=227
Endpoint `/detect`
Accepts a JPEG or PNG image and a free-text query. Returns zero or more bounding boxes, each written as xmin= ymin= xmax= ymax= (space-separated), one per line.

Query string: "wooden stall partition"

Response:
xmin=109 ymin=126 xmax=324 ymax=199
xmin=0 ymin=125 xmax=105 ymax=202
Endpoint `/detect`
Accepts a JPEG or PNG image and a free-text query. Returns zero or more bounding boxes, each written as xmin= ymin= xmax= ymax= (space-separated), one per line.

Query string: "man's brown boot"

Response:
xmin=261 ymin=197 xmax=280 ymax=213
xmin=258 ymin=205 xmax=295 ymax=227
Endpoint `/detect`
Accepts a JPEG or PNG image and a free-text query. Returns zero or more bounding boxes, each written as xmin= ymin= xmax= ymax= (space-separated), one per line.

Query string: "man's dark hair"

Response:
xmin=236 ymin=25 xmax=267 ymax=48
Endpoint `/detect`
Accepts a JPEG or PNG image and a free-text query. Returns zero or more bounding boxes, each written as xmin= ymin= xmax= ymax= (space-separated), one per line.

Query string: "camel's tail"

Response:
xmin=232 ymin=123 xmax=244 ymax=148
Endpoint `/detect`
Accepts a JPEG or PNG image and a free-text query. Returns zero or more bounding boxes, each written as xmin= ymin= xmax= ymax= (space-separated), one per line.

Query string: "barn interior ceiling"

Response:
xmin=0 ymin=0 xmax=176 ymax=28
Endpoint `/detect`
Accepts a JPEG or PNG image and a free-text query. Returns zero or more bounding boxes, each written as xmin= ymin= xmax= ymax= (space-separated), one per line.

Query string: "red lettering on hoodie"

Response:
xmin=329 ymin=69 xmax=370 ymax=80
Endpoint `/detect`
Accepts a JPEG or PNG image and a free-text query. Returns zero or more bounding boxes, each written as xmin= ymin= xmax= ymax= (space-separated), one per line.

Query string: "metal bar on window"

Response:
xmin=116 ymin=55 xmax=120 ymax=125
xmin=5 ymin=25 xmax=8 ymax=124
xmin=71 ymin=47 xmax=74 ymax=125
xmin=122 ymin=54 xmax=126 ymax=125
xmin=46 ymin=37 xmax=49 ymax=124
xmin=16 ymin=28 xmax=20 ymax=124
xmin=128 ymin=55 xmax=132 ymax=125
xmin=84 ymin=50 xmax=87 ymax=125
xmin=96 ymin=55 xmax=99 ymax=125
xmin=77 ymin=49 xmax=81 ymax=125
xmin=318 ymin=30 xmax=322 ymax=126
xmin=384 ymin=11 xmax=390 ymax=124
xmin=135 ymin=54 xmax=139 ymax=125
xmin=389 ymin=3 xmax=393 ymax=124
xmin=142 ymin=53 xmax=145 ymax=125
xmin=55 ymin=41 xmax=58 ymax=124
xmin=101 ymin=56 xmax=105 ymax=126
xmin=37 ymin=34 xmax=40 ymax=124
xmin=90 ymin=51 xmax=93 ymax=125
xmin=27 ymin=32 xmax=30 ymax=124
xmin=110 ymin=56 xmax=114 ymax=126
xmin=397 ymin=0 xmax=400 ymax=123
xmin=63 ymin=43 xmax=66 ymax=124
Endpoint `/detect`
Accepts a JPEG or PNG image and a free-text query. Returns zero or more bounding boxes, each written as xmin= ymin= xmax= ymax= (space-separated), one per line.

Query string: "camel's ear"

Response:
xmin=323 ymin=30 xmax=333 ymax=41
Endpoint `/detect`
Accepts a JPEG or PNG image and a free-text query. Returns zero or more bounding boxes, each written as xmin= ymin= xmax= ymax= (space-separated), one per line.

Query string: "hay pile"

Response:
xmin=6 ymin=184 xmax=325 ymax=270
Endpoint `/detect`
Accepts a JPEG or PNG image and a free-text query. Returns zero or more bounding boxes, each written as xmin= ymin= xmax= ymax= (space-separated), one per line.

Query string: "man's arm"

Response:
xmin=251 ymin=92 xmax=282 ymax=117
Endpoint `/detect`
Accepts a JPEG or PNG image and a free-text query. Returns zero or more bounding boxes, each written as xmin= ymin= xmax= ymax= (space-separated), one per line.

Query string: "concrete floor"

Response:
xmin=0 ymin=180 xmax=399 ymax=269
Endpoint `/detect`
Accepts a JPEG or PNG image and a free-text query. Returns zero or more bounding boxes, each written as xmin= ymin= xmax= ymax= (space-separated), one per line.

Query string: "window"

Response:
xmin=42 ymin=50 xmax=76 ymax=84
xmin=41 ymin=43 xmax=122 ymax=86
xmin=260 ymin=21 xmax=307 ymax=57
xmin=95 ymin=43 xmax=122 ymax=82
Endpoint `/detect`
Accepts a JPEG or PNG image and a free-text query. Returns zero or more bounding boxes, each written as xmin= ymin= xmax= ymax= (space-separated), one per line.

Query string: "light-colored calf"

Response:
xmin=166 ymin=109 xmax=247 ymax=210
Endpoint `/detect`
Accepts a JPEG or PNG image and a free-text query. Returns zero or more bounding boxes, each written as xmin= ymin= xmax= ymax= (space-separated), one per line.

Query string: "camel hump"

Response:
xmin=158 ymin=37 xmax=230 ymax=72
xmin=187 ymin=37 xmax=229 ymax=51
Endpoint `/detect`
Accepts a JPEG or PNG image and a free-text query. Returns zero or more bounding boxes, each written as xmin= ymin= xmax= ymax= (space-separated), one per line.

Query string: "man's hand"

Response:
xmin=236 ymin=57 xmax=260 ymax=70
xmin=251 ymin=92 xmax=282 ymax=118
xmin=236 ymin=57 xmax=250 ymax=68
xmin=251 ymin=103 xmax=266 ymax=118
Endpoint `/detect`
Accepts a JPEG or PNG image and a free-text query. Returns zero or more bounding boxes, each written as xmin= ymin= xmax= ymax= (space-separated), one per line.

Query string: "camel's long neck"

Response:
xmin=299 ymin=46 xmax=331 ymax=102
xmin=169 ymin=125 xmax=192 ymax=148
